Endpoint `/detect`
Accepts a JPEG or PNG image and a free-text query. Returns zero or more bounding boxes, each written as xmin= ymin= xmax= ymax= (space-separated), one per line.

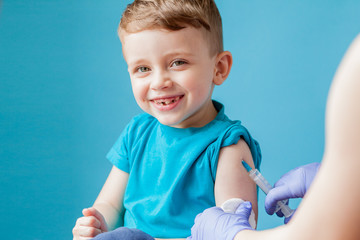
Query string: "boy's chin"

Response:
xmin=154 ymin=115 xmax=187 ymax=128
xmin=143 ymin=109 xmax=190 ymax=128
xmin=158 ymin=119 xmax=184 ymax=128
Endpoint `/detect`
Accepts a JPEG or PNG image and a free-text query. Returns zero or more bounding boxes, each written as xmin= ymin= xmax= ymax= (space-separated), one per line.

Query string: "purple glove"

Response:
xmin=265 ymin=162 xmax=320 ymax=223
xmin=92 ymin=227 xmax=154 ymax=240
xmin=186 ymin=201 xmax=254 ymax=240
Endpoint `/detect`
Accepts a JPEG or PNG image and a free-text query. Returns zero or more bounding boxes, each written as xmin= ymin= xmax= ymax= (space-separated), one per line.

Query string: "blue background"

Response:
xmin=1 ymin=0 xmax=359 ymax=239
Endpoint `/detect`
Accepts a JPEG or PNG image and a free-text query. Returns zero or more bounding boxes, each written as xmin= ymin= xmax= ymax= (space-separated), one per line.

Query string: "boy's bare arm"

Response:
xmin=73 ymin=166 xmax=129 ymax=239
xmin=215 ymin=138 xmax=258 ymax=219
xmin=93 ymin=166 xmax=129 ymax=230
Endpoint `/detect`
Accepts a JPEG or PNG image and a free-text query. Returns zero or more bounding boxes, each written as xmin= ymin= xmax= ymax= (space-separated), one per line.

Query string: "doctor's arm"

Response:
xmin=234 ymin=34 xmax=360 ymax=240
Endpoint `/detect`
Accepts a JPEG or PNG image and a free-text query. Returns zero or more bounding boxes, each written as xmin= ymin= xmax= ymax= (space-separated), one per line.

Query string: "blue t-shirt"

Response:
xmin=107 ymin=101 xmax=261 ymax=238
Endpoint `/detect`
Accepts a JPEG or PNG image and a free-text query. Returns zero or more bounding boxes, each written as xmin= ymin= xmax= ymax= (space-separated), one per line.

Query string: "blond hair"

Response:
xmin=119 ymin=0 xmax=223 ymax=56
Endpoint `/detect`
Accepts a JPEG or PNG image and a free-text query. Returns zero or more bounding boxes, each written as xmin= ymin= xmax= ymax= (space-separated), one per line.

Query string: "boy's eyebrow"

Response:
xmin=164 ymin=51 xmax=195 ymax=59
xmin=126 ymin=58 xmax=148 ymax=67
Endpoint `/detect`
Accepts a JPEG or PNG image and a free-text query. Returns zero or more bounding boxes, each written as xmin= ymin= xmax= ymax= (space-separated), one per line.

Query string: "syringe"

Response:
xmin=242 ymin=160 xmax=294 ymax=218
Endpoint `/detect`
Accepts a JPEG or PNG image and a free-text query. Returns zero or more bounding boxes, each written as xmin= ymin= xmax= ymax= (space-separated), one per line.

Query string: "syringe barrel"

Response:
xmin=249 ymin=169 xmax=273 ymax=194
xmin=276 ymin=200 xmax=294 ymax=218
xmin=249 ymin=169 xmax=294 ymax=218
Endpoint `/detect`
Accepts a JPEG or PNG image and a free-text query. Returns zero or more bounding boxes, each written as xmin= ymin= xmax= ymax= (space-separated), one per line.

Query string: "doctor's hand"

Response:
xmin=72 ymin=207 xmax=108 ymax=239
xmin=187 ymin=202 xmax=254 ymax=240
xmin=265 ymin=162 xmax=320 ymax=223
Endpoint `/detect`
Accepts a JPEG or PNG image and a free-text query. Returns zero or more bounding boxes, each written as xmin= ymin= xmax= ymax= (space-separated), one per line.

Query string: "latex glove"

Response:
xmin=265 ymin=162 xmax=320 ymax=223
xmin=72 ymin=207 xmax=108 ymax=239
xmin=93 ymin=227 xmax=154 ymax=240
xmin=187 ymin=201 xmax=254 ymax=240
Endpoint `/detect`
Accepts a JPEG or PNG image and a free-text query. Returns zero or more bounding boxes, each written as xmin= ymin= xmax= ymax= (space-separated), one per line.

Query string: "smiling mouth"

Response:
xmin=152 ymin=95 xmax=183 ymax=106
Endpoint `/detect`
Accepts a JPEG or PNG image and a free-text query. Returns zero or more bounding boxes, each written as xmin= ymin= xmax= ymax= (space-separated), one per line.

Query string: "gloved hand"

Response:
xmin=265 ymin=162 xmax=320 ymax=223
xmin=92 ymin=227 xmax=154 ymax=240
xmin=187 ymin=201 xmax=254 ymax=240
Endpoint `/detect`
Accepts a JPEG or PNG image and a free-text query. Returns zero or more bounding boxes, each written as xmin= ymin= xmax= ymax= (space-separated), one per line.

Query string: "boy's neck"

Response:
xmin=175 ymin=100 xmax=218 ymax=128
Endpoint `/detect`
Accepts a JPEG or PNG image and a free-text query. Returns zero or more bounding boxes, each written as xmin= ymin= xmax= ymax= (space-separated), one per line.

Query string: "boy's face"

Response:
xmin=121 ymin=27 xmax=219 ymax=128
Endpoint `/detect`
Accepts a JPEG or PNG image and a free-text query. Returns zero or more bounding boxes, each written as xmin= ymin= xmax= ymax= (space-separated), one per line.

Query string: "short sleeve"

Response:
xmin=106 ymin=120 xmax=133 ymax=173
xmin=222 ymin=123 xmax=262 ymax=170
xmin=209 ymin=122 xmax=262 ymax=179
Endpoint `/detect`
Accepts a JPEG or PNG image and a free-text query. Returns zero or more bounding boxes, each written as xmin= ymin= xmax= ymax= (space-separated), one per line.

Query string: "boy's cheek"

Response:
xmin=131 ymin=85 xmax=149 ymax=103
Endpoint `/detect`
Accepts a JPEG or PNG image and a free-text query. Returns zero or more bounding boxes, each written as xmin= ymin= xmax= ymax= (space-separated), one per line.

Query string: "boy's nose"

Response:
xmin=150 ymin=72 xmax=173 ymax=90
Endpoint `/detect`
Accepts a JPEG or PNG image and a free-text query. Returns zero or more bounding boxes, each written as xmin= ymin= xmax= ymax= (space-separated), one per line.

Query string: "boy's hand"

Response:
xmin=73 ymin=207 xmax=108 ymax=239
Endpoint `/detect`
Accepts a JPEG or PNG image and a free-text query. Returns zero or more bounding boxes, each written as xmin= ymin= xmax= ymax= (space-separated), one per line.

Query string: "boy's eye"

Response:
xmin=136 ymin=66 xmax=151 ymax=73
xmin=171 ymin=60 xmax=186 ymax=67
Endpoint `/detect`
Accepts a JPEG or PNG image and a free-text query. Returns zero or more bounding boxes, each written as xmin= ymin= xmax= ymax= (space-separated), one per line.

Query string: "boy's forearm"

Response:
xmin=93 ymin=201 xmax=124 ymax=230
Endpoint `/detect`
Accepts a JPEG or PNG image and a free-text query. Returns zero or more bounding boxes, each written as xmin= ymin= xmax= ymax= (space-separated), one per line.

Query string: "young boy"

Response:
xmin=72 ymin=0 xmax=261 ymax=239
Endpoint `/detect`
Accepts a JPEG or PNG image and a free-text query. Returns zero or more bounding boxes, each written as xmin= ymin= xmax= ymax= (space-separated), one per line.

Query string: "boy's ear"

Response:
xmin=213 ymin=51 xmax=233 ymax=85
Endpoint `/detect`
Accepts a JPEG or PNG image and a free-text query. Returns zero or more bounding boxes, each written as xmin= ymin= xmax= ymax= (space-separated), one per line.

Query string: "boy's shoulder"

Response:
xmin=130 ymin=112 xmax=156 ymax=124
xmin=126 ymin=112 xmax=158 ymax=132
xmin=132 ymin=112 xmax=154 ymax=122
